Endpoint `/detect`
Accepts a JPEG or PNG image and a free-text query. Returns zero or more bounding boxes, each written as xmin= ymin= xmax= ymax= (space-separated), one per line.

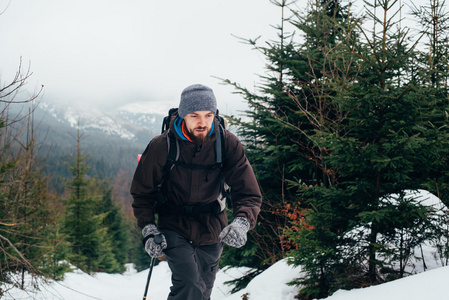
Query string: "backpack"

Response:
xmin=156 ymin=108 xmax=231 ymax=215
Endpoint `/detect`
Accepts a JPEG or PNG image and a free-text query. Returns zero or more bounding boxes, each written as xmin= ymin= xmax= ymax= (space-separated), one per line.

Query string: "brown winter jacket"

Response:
xmin=130 ymin=115 xmax=262 ymax=246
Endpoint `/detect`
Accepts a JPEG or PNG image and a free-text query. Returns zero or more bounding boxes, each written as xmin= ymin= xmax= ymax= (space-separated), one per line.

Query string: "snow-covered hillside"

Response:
xmin=4 ymin=259 xmax=449 ymax=300
xmin=38 ymin=100 xmax=169 ymax=142
xmin=3 ymin=190 xmax=448 ymax=300
xmin=3 ymin=260 xmax=297 ymax=300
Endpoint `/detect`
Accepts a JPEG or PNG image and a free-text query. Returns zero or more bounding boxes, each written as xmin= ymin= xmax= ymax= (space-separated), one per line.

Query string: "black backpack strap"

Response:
xmin=215 ymin=123 xmax=223 ymax=164
xmin=165 ymin=131 xmax=179 ymax=172
xmin=156 ymin=131 xmax=177 ymax=213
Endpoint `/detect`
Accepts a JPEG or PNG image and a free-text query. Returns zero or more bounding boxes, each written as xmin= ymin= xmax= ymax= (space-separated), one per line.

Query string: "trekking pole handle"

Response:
xmin=142 ymin=234 xmax=163 ymax=247
xmin=153 ymin=234 xmax=163 ymax=245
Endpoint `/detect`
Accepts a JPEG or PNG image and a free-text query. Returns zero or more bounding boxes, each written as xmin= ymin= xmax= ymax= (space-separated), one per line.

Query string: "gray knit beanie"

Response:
xmin=178 ymin=84 xmax=217 ymax=118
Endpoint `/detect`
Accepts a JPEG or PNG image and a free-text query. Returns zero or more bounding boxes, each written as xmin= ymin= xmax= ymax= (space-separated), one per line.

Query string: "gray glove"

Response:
xmin=219 ymin=217 xmax=250 ymax=248
xmin=142 ymin=224 xmax=167 ymax=258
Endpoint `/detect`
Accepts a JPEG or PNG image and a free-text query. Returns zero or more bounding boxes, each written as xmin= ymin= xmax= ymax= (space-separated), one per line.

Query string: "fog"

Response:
xmin=0 ymin=0 xmax=435 ymax=114
xmin=0 ymin=0 xmax=282 ymax=114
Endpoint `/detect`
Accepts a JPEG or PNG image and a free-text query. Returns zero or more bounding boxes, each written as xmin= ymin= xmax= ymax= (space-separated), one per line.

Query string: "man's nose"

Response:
xmin=198 ymin=117 xmax=206 ymax=126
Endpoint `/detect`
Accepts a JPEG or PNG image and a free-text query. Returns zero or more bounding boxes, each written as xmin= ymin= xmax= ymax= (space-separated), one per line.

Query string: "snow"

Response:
xmin=326 ymin=266 xmax=449 ymax=300
xmin=3 ymin=259 xmax=449 ymax=300
xmin=3 ymin=189 xmax=449 ymax=299
xmin=4 ymin=260 xmax=300 ymax=300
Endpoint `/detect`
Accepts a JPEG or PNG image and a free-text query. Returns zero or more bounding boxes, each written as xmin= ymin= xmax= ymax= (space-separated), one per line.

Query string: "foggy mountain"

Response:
xmin=11 ymin=99 xmax=170 ymax=194
xmin=37 ymin=100 xmax=167 ymax=146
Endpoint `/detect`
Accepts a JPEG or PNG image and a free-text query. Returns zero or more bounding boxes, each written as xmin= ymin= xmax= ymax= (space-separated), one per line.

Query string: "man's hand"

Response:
xmin=142 ymin=224 xmax=167 ymax=258
xmin=219 ymin=217 xmax=250 ymax=248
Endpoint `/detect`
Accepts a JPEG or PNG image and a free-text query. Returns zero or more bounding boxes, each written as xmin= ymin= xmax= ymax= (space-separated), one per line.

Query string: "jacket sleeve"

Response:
xmin=223 ymin=131 xmax=262 ymax=229
xmin=130 ymin=135 xmax=167 ymax=229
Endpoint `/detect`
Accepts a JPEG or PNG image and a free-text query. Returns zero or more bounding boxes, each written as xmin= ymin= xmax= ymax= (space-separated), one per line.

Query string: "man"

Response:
xmin=130 ymin=84 xmax=262 ymax=300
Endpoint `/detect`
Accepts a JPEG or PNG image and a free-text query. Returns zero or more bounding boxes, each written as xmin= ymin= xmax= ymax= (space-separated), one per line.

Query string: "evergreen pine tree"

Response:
xmin=62 ymin=126 xmax=104 ymax=273
xmin=286 ymin=0 xmax=449 ymax=297
xmin=222 ymin=0 xmax=354 ymax=288
xmin=96 ymin=186 xmax=128 ymax=273
xmin=226 ymin=0 xmax=449 ymax=298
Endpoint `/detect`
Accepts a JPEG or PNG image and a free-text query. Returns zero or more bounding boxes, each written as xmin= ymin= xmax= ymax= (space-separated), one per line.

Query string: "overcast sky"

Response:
xmin=0 ymin=0 xmax=436 ymax=115
xmin=0 ymin=0 xmax=285 ymax=115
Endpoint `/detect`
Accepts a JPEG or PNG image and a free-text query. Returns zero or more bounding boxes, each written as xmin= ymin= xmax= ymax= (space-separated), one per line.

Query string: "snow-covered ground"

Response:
xmin=3 ymin=189 xmax=449 ymax=299
xmin=3 ymin=259 xmax=449 ymax=300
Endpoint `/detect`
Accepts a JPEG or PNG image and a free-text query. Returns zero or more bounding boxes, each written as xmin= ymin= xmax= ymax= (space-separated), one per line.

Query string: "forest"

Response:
xmin=2 ymin=0 xmax=449 ymax=299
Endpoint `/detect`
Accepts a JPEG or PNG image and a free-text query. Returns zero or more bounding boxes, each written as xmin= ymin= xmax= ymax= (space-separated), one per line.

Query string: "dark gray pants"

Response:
xmin=161 ymin=229 xmax=223 ymax=300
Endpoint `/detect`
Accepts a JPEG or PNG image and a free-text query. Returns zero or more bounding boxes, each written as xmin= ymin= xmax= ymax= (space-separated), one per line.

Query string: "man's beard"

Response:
xmin=188 ymin=126 xmax=209 ymax=145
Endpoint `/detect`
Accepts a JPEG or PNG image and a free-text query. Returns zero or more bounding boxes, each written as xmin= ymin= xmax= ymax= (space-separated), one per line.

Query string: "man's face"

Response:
xmin=183 ymin=110 xmax=215 ymax=144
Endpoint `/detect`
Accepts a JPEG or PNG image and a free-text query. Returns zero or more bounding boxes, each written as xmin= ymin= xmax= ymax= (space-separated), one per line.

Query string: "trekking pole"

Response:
xmin=142 ymin=234 xmax=163 ymax=300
